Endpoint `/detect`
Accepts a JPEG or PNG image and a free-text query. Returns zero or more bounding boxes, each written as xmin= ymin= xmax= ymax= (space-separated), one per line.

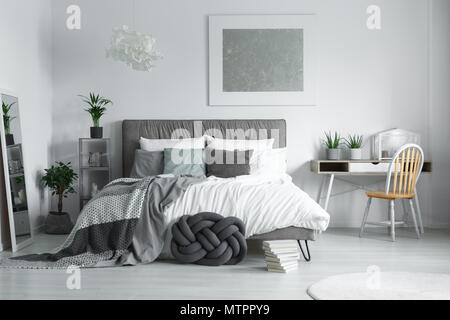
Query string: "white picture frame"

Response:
xmin=209 ymin=14 xmax=317 ymax=106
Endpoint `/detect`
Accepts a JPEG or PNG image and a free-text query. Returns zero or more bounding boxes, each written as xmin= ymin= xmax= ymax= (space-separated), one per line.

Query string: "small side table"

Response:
xmin=78 ymin=138 xmax=111 ymax=209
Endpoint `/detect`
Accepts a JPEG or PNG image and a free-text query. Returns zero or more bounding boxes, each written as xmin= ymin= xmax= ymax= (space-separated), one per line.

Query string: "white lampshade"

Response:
xmin=106 ymin=25 xmax=163 ymax=72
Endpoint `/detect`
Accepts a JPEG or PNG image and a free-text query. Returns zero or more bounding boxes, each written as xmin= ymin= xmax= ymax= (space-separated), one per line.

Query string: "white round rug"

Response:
xmin=308 ymin=272 xmax=450 ymax=300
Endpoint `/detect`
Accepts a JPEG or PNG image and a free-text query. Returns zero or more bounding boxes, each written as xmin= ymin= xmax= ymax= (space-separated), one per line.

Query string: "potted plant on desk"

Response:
xmin=344 ymin=134 xmax=364 ymax=160
xmin=79 ymin=92 xmax=113 ymax=139
xmin=42 ymin=162 xmax=78 ymax=234
xmin=323 ymin=131 xmax=342 ymax=160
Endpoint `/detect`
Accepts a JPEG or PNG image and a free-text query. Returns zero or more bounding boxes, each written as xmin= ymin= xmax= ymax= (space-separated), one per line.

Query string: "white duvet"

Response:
xmin=159 ymin=174 xmax=330 ymax=258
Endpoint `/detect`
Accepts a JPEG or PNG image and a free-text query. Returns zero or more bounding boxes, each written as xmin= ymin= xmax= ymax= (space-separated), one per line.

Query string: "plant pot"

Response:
xmin=45 ymin=211 xmax=74 ymax=235
xmin=5 ymin=133 xmax=14 ymax=146
xmin=90 ymin=126 xmax=103 ymax=139
xmin=350 ymin=148 xmax=362 ymax=160
xmin=327 ymin=148 xmax=341 ymax=160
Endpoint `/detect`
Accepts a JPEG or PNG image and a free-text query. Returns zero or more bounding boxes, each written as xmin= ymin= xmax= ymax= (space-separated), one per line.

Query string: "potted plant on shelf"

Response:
xmin=344 ymin=134 xmax=364 ymax=160
xmin=2 ymin=101 xmax=16 ymax=146
xmin=79 ymin=92 xmax=113 ymax=139
xmin=42 ymin=161 xmax=78 ymax=234
xmin=323 ymin=131 xmax=342 ymax=160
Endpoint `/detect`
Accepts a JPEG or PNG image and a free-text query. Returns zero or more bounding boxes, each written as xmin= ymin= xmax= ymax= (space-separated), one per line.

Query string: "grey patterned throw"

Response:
xmin=0 ymin=175 xmax=204 ymax=269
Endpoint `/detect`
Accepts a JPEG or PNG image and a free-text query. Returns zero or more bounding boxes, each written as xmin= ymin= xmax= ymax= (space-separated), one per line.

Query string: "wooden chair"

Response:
xmin=359 ymin=144 xmax=424 ymax=241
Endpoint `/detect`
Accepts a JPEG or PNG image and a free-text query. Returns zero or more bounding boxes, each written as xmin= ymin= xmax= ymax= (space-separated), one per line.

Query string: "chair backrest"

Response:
xmin=385 ymin=144 xmax=424 ymax=195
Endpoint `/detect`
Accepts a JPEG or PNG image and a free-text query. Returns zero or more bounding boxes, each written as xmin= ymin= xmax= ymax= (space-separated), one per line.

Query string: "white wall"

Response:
xmin=0 ymin=0 xmax=53 ymax=234
xmin=429 ymin=0 xmax=450 ymax=228
xmin=48 ymin=0 xmax=447 ymax=227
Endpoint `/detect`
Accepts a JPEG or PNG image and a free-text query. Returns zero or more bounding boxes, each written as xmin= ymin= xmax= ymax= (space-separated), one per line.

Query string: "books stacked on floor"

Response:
xmin=263 ymin=240 xmax=299 ymax=273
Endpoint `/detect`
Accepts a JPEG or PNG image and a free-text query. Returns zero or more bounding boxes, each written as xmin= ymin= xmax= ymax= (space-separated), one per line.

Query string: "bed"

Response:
xmin=122 ymin=119 xmax=327 ymax=260
xmin=1 ymin=119 xmax=328 ymax=268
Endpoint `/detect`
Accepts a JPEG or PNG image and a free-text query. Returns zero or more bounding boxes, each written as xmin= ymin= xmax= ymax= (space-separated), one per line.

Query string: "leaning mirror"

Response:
xmin=0 ymin=92 xmax=32 ymax=251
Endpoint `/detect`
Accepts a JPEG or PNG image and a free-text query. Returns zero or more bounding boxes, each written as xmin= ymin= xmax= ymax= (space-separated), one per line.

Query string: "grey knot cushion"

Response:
xmin=170 ymin=212 xmax=247 ymax=266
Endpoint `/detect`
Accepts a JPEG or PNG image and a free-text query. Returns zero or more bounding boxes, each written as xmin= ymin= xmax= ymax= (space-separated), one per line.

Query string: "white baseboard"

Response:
xmin=0 ymin=239 xmax=11 ymax=251
xmin=32 ymin=224 xmax=45 ymax=235
xmin=0 ymin=225 xmax=43 ymax=252
xmin=427 ymin=223 xmax=450 ymax=229
xmin=329 ymin=221 xmax=450 ymax=229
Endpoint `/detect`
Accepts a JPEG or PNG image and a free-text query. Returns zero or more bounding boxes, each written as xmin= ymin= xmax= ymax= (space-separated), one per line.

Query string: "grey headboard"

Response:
xmin=122 ymin=119 xmax=286 ymax=177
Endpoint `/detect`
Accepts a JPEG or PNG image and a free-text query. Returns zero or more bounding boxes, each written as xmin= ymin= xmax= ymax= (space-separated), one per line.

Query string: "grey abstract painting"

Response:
xmin=222 ymin=29 xmax=303 ymax=92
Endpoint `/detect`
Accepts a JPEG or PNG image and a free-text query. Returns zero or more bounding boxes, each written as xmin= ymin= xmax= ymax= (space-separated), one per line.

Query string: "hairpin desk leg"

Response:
xmin=401 ymin=199 xmax=409 ymax=227
xmin=324 ymin=174 xmax=335 ymax=211
xmin=414 ymin=191 xmax=424 ymax=234
xmin=316 ymin=176 xmax=326 ymax=204
xmin=298 ymin=240 xmax=311 ymax=262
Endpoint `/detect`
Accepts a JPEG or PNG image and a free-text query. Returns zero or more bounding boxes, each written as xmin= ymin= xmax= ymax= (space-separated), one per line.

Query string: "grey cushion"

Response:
xmin=129 ymin=149 xmax=164 ymax=178
xmin=206 ymin=149 xmax=253 ymax=178
xmin=163 ymin=148 xmax=205 ymax=176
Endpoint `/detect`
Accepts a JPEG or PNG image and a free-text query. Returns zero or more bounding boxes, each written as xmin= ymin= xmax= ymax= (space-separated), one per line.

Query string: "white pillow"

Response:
xmin=140 ymin=136 xmax=205 ymax=152
xmin=205 ymin=136 xmax=274 ymax=152
xmin=251 ymin=148 xmax=287 ymax=175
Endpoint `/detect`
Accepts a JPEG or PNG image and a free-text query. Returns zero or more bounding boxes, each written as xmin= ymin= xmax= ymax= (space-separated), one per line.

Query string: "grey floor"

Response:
xmin=0 ymin=228 xmax=449 ymax=300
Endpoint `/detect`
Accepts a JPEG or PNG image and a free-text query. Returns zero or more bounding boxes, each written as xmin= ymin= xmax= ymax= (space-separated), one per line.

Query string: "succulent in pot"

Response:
xmin=2 ymin=101 xmax=16 ymax=145
xmin=79 ymin=92 xmax=113 ymax=139
xmin=41 ymin=162 xmax=78 ymax=234
xmin=323 ymin=131 xmax=342 ymax=160
xmin=344 ymin=134 xmax=364 ymax=160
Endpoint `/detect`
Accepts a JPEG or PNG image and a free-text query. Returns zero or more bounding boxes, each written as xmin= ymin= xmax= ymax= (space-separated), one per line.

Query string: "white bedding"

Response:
xmin=159 ymin=173 xmax=330 ymax=258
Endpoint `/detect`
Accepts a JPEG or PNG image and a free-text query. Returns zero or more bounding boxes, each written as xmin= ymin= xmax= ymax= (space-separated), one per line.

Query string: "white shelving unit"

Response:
xmin=6 ymin=143 xmax=30 ymax=236
xmin=78 ymin=138 xmax=111 ymax=210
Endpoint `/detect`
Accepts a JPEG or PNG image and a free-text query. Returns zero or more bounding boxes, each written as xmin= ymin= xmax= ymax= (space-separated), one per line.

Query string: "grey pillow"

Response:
xmin=206 ymin=149 xmax=253 ymax=178
xmin=163 ymin=148 xmax=206 ymax=177
xmin=130 ymin=149 xmax=164 ymax=178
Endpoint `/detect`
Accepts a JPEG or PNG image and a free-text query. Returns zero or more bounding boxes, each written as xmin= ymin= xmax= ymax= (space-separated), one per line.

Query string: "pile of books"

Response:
xmin=263 ymin=240 xmax=300 ymax=273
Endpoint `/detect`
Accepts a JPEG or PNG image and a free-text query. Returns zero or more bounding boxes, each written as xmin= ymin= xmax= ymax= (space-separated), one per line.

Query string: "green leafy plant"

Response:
xmin=2 ymin=101 xmax=16 ymax=135
xmin=323 ymin=131 xmax=341 ymax=149
xmin=15 ymin=175 xmax=25 ymax=185
xmin=344 ymin=134 xmax=364 ymax=149
xmin=79 ymin=92 xmax=113 ymax=127
xmin=41 ymin=162 xmax=78 ymax=214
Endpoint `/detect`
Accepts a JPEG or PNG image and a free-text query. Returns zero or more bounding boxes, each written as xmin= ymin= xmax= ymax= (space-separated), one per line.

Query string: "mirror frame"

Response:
xmin=0 ymin=89 xmax=33 ymax=252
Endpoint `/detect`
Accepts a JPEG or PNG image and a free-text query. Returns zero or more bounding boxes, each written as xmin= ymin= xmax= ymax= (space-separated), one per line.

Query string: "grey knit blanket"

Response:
xmin=0 ymin=175 xmax=204 ymax=269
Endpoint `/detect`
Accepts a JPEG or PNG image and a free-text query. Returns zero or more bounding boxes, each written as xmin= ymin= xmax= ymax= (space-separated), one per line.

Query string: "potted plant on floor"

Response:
xmin=344 ymin=134 xmax=364 ymax=160
xmin=79 ymin=92 xmax=113 ymax=139
xmin=323 ymin=131 xmax=342 ymax=160
xmin=2 ymin=101 xmax=16 ymax=146
xmin=42 ymin=162 xmax=78 ymax=234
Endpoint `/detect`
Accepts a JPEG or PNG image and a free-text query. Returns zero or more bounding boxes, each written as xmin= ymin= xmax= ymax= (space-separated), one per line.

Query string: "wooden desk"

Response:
xmin=311 ymin=160 xmax=432 ymax=176
xmin=310 ymin=160 xmax=432 ymax=232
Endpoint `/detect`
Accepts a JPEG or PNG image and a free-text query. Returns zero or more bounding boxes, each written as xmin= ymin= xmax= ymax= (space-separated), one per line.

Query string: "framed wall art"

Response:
xmin=209 ymin=15 xmax=317 ymax=106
